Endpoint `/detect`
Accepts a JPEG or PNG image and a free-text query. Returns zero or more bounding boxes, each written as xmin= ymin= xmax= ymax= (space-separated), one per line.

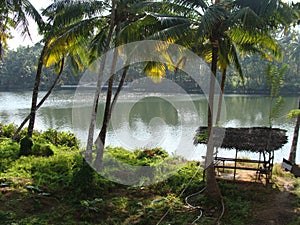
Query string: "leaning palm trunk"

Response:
xmin=27 ymin=44 xmax=48 ymax=137
xmin=205 ymin=36 xmax=221 ymax=200
xmin=94 ymin=24 xmax=120 ymax=169
xmin=85 ymin=0 xmax=117 ymax=163
xmin=289 ymin=98 xmax=300 ymax=164
xmin=110 ymin=65 xmax=130 ymax=111
xmin=94 ymin=64 xmax=130 ymax=169
xmin=12 ymin=59 xmax=65 ymax=140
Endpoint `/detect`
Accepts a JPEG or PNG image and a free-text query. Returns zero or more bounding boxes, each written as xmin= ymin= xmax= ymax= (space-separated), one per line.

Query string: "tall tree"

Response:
xmin=82 ymin=0 xmax=175 ymax=168
xmin=154 ymin=0 xmax=296 ymax=198
xmin=22 ymin=0 xmax=97 ymax=140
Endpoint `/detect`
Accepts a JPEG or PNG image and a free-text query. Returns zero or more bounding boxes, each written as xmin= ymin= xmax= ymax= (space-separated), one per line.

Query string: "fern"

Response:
xmin=270 ymin=96 xmax=285 ymax=125
xmin=265 ymin=63 xmax=288 ymax=127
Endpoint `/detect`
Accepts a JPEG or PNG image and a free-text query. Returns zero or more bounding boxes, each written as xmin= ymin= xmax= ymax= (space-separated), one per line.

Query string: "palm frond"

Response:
xmin=229 ymin=28 xmax=282 ymax=60
xmin=22 ymin=0 xmax=45 ymax=30
xmin=144 ymin=61 xmax=166 ymax=83
xmin=172 ymin=0 xmax=208 ymax=10
xmin=89 ymin=24 xmax=109 ymax=64
xmin=43 ymin=0 xmax=106 ymax=27
xmin=118 ymin=13 xmax=158 ymax=44
xmin=197 ymin=4 xmax=228 ymax=38
xmin=234 ymin=0 xmax=296 ymax=30
xmin=147 ymin=15 xmax=191 ymax=42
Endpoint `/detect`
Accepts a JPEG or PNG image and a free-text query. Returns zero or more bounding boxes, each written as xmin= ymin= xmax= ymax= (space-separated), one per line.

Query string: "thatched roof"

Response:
xmin=194 ymin=126 xmax=288 ymax=152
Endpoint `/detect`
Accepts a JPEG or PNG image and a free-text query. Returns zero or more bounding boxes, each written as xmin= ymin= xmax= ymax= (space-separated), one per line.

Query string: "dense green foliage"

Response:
xmin=0 ymin=44 xmax=82 ymax=91
xmin=224 ymin=32 xmax=300 ymax=94
xmin=0 ymin=124 xmax=299 ymax=224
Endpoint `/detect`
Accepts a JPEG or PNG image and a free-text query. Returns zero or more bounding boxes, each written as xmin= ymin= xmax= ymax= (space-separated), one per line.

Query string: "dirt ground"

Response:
xmin=217 ymin=170 xmax=300 ymax=225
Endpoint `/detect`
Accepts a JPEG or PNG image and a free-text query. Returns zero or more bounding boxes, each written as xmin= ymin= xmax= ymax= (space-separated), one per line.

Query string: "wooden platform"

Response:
xmin=202 ymin=149 xmax=274 ymax=184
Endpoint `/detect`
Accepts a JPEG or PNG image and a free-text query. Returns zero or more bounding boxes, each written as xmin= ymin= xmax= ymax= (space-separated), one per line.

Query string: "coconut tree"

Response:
xmin=0 ymin=0 xmax=44 ymax=59
xmin=25 ymin=0 xmax=103 ymax=139
xmin=148 ymin=0 xmax=296 ymax=199
xmin=82 ymin=0 xmax=185 ymax=168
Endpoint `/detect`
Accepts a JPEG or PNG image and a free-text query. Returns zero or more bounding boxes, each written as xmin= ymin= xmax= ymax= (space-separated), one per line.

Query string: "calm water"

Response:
xmin=0 ymin=90 xmax=298 ymax=163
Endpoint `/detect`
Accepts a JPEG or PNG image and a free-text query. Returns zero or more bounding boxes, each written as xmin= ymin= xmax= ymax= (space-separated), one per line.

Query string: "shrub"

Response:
xmin=19 ymin=135 xmax=33 ymax=156
xmin=39 ymin=129 xmax=79 ymax=148
xmin=0 ymin=123 xmax=27 ymax=141
xmin=31 ymin=143 xmax=54 ymax=157
xmin=0 ymin=123 xmax=17 ymax=138
xmin=0 ymin=139 xmax=19 ymax=172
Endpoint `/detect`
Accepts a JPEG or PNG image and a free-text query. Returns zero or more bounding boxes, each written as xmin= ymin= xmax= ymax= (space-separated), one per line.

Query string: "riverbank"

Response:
xmin=0 ymin=124 xmax=300 ymax=224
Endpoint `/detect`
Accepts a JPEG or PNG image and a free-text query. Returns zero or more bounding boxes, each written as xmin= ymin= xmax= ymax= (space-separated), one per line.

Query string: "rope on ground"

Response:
xmin=156 ymin=159 xmax=226 ymax=224
xmin=156 ymin=163 xmax=203 ymax=225
xmin=216 ymin=196 xmax=225 ymax=225
xmin=184 ymin=187 xmax=206 ymax=224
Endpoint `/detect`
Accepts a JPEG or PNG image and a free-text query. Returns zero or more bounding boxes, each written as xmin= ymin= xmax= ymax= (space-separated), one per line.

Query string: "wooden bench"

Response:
xmin=213 ymin=156 xmax=273 ymax=183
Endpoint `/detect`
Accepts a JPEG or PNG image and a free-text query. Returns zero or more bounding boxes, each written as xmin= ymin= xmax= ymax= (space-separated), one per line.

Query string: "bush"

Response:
xmin=0 ymin=123 xmax=27 ymax=141
xmin=106 ymin=147 xmax=170 ymax=166
xmin=38 ymin=129 xmax=79 ymax=148
xmin=0 ymin=139 xmax=19 ymax=172
xmin=0 ymin=123 xmax=17 ymax=138
xmin=31 ymin=143 xmax=54 ymax=157
xmin=19 ymin=135 xmax=33 ymax=156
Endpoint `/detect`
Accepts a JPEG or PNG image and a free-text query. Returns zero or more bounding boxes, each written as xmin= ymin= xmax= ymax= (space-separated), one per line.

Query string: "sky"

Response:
xmin=7 ymin=0 xmax=51 ymax=49
xmin=7 ymin=0 xmax=300 ymax=49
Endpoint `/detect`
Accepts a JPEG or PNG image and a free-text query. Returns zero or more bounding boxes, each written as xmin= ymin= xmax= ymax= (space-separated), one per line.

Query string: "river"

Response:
xmin=0 ymin=90 xmax=298 ymax=163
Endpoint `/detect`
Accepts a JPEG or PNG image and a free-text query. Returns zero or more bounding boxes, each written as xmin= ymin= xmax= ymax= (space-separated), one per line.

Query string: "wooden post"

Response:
xmin=234 ymin=149 xmax=238 ymax=180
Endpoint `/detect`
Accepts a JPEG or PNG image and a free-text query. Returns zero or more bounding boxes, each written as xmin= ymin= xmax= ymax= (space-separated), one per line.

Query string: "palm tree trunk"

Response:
xmin=110 ymin=65 xmax=130 ymax=112
xmin=216 ymin=67 xmax=226 ymax=125
xmin=94 ymin=63 xmax=129 ymax=171
xmin=0 ymin=37 xmax=2 ymax=60
xmin=85 ymin=51 xmax=108 ymax=163
xmin=289 ymin=98 xmax=300 ymax=164
xmin=85 ymin=0 xmax=117 ymax=163
xmin=206 ymin=37 xmax=221 ymax=200
xmin=27 ymin=44 xmax=48 ymax=137
xmin=12 ymin=58 xmax=65 ymax=140
xmin=94 ymin=23 xmax=120 ymax=170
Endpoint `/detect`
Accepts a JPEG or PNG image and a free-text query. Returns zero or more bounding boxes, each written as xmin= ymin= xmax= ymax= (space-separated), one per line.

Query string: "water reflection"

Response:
xmin=129 ymin=97 xmax=179 ymax=126
xmin=0 ymin=90 xmax=298 ymax=163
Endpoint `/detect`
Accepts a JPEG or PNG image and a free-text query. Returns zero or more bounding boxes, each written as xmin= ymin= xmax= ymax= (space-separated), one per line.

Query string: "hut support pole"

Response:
xmin=234 ymin=149 xmax=238 ymax=180
xmin=256 ymin=152 xmax=262 ymax=182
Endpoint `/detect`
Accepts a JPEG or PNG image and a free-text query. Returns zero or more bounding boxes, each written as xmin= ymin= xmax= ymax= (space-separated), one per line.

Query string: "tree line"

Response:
xmin=0 ymin=43 xmax=82 ymax=91
xmin=1 ymin=30 xmax=300 ymax=94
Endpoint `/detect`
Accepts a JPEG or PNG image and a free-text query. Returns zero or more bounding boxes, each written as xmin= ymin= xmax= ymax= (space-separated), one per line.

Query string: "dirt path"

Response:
xmin=221 ymin=171 xmax=300 ymax=225
xmin=252 ymin=181 xmax=296 ymax=224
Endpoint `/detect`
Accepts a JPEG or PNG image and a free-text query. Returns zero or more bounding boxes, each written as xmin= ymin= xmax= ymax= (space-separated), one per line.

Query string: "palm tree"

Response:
xmin=25 ymin=0 xmax=94 ymax=138
xmin=82 ymin=0 xmax=181 ymax=168
xmin=208 ymin=0 xmax=294 ymax=199
xmin=151 ymin=0 xmax=296 ymax=198
xmin=0 ymin=0 xmax=44 ymax=59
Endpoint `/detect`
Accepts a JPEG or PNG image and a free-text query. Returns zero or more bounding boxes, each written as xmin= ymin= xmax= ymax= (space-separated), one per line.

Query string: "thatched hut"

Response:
xmin=194 ymin=126 xmax=288 ymax=183
xmin=194 ymin=126 xmax=288 ymax=152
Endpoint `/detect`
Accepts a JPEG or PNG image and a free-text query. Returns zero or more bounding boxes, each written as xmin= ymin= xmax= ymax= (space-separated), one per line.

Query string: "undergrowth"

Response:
xmin=0 ymin=123 xmax=299 ymax=225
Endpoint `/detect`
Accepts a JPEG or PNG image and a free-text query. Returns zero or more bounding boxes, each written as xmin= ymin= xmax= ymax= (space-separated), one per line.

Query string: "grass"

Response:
xmin=0 ymin=123 xmax=300 ymax=225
